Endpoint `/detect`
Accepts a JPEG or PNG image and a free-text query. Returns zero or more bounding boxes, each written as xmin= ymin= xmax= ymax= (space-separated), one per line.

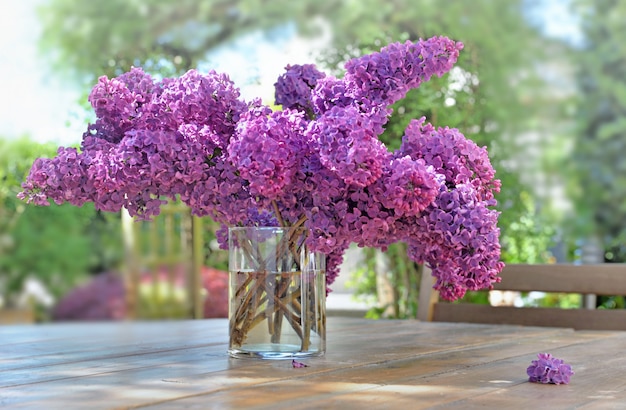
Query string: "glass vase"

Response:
xmin=228 ymin=226 xmax=326 ymax=359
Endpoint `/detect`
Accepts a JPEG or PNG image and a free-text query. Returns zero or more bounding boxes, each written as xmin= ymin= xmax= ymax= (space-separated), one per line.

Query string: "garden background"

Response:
xmin=2 ymin=0 xmax=625 ymax=322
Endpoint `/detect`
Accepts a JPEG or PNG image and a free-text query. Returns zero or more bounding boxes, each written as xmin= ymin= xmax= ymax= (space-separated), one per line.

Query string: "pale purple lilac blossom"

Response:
xmin=274 ymin=64 xmax=325 ymax=117
xmin=527 ymin=353 xmax=574 ymax=385
xmin=19 ymin=36 xmax=503 ymax=298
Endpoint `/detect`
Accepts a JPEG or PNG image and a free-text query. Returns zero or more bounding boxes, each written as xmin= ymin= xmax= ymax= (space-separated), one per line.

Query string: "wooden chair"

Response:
xmin=122 ymin=201 xmax=205 ymax=319
xmin=417 ymin=264 xmax=626 ymax=330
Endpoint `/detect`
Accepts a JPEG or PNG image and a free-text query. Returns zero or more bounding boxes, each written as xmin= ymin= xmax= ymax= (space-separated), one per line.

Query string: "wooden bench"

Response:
xmin=417 ymin=264 xmax=626 ymax=330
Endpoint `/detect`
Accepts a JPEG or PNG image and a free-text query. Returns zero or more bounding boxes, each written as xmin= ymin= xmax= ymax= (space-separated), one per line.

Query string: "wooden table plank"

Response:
xmin=1 ymin=319 xmax=624 ymax=409
xmin=439 ymin=334 xmax=626 ymax=409
xmin=145 ymin=329 xmax=615 ymax=409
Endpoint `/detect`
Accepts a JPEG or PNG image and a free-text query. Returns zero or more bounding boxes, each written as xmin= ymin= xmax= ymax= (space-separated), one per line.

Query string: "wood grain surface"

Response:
xmin=1 ymin=318 xmax=625 ymax=409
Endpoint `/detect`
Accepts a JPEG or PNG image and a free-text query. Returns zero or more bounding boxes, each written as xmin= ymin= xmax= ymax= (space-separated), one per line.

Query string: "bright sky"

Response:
xmin=0 ymin=0 xmax=84 ymax=145
xmin=526 ymin=0 xmax=583 ymax=46
xmin=0 ymin=0 xmax=579 ymax=146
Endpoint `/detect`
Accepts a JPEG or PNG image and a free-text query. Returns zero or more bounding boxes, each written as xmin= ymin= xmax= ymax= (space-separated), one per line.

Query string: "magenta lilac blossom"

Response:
xmin=19 ymin=36 xmax=503 ymax=298
xmin=275 ymin=63 xmax=325 ymax=116
xmin=527 ymin=353 xmax=574 ymax=385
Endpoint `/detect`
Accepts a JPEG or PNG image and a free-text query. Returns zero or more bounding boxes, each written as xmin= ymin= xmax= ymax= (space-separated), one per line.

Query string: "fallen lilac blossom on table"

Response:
xmin=292 ymin=360 xmax=309 ymax=368
xmin=527 ymin=353 xmax=574 ymax=384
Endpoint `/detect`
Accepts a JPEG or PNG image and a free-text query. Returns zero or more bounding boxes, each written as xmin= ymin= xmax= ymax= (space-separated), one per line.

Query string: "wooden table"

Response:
xmin=2 ymin=318 xmax=625 ymax=409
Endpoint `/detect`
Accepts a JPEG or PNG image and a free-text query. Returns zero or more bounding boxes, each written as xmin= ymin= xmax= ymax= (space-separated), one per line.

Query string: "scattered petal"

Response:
xmin=292 ymin=360 xmax=309 ymax=368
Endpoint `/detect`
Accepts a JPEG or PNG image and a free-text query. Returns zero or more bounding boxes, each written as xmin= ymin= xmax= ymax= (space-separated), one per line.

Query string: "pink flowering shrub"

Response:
xmin=19 ymin=36 xmax=503 ymax=300
xmin=53 ymin=267 xmax=228 ymax=320
xmin=52 ymin=272 xmax=127 ymax=320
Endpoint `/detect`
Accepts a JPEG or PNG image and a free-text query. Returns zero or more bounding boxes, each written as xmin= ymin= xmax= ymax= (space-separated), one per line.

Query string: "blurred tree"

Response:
xmin=0 ymin=137 xmax=123 ymax=310
xmin=37 ymin=0 xmax=340 ymax=83
xmin=569 ymin=0 xmax=626 ymax=262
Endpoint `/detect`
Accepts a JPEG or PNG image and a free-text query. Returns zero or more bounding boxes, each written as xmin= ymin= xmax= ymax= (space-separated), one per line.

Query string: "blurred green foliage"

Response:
xmin=525 ymin=292 xmax=582 ymax=309
xmin=0 ymin=137 xmax=123 ymax=309
xmin=568 ymin=0 xmax=626 ymax=262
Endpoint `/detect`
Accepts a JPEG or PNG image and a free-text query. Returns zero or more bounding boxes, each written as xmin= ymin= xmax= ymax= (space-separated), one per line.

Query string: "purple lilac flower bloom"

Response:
xmin=344 ymin=37 xmax=463 ymax=105
xmin=373 ymin=156 xmax=439 ymax=218
xmin=275 ymin=64 xmax=325 ymax=116
xmin=19 ymin=36 xmax=502 ymax=297
xmin=527 ymin=353 xmax=574 ymax=384
xmin=310 ymin=76 xmax=352 ymax=116
xmin=229 ymin=107 xmax=308 ymax=200
xmin=311 ymin=105 xmax=389 ymax=188
xmin=394 ymin=117 xmax=503 ymax=299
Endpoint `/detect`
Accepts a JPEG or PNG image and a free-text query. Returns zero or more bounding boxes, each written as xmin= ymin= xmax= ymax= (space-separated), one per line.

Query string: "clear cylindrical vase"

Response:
xmin=228 ymin=226 xmax=326 ymax=359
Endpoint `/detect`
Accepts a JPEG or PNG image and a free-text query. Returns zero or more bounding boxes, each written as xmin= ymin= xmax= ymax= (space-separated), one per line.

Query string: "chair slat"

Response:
xmin=493 ymin=264 xmax=626 ymax=295
xmin=433 ymin=303 xmax=626 ymax=331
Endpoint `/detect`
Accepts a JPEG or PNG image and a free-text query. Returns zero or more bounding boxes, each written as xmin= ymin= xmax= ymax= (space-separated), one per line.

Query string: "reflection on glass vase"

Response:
xmin=228 ymin=226 xmax=326 ymax=359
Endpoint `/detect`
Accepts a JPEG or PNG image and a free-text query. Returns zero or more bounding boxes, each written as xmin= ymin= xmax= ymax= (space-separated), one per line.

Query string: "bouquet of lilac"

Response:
xmin=19 ymin=36 xmax=504 ymax=302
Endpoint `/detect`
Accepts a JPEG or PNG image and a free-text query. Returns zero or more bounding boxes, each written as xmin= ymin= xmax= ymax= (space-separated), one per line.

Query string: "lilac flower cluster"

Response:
xmin=527 ymin=353 xmax=574 ymax=384
xmin=19 ymin=36 xmax=503 ymax=299
xmin=274 ymin=64 xmax=325 ymax=116
xmin=399 ymin=118 xmax=504 ymax=300
xmin=52 ymin=272 xmax=127 ymax=320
